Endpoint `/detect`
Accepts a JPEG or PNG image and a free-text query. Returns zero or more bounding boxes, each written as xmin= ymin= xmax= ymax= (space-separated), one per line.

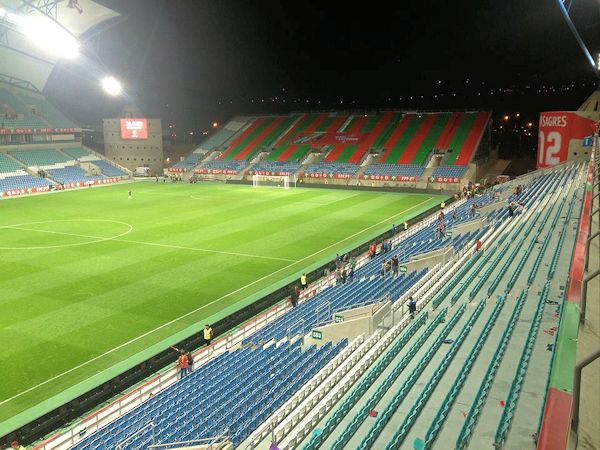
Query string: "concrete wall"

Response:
xmin=451 ymin=217 xmax=487 ymax=237
xmin=406 ymin=246 xmax=454 ymax=271
xmin=304 ymin=301 xmax=391 ymax=347
xmin=103 ymin=118 xmax=164 ymax=175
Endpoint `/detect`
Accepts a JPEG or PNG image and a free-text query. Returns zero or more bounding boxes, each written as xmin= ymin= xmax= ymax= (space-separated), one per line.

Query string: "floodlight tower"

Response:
xmin=555 ymin=0 xmax=600 ymax=86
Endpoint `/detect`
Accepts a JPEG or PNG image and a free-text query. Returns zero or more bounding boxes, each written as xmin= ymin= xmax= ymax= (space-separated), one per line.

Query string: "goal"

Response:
xmin=252 ymin=174 xmax=295 ymax=189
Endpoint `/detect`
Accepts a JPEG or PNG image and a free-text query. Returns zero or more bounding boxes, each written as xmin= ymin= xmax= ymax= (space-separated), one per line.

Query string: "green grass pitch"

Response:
xmin=0 ymin=182 xmax=445 ymax=428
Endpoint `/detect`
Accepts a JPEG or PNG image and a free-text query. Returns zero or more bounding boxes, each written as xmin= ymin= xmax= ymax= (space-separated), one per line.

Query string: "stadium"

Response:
xmin=0 ymin=1 xmax=599 ymax=450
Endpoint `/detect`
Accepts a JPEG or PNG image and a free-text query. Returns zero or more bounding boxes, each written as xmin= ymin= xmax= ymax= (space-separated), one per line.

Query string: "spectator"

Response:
xmin=470 ymin=203 xmax=476 ymax=218
xmin=290 ymin=286 xmax=300 ymax=308
xmin=341 ymin=268 xmax=347 ymax=284
xmin=380 ymin=261 xmax=386 ymax=278
xmin=186 ymin=350 xmax=194 ymax=372
xmin=403 ymin=222 xmax=409 ymax=232
xmin=203 ymin=324 xmax=213 ymax=346
xmin=350 ymin=256 xmax=357 ymax=272
xmin=11 ymin=441 xmax=26 ymax=450
xmin=408 ymin=297 xmax=417 ymax=319
xmin=440 ymin=201 xmax=446 ymax=210
xmin=335 ymin=269 xmax=342 ymax=285
xmin=388 ymin=240 xmax=393 ymax=251
xmin=475 ymin=239 xmax=482 ymax=251
xmin=176 ymin=350 xmax=189 ymax=378
xmin=391 ymin=255 xmax=399 ymax=277
xmin=335 ymin=253 xmax=342 ymax=268
xmin=392 ymin=223 xmax=397 ymax=235
xmin=300 ymin=273 xmax=308 ymax=290
xmin=348 ymin=266 xmax=355 ymax=282
xmin=452 ymin=208 xmax=457 ymax=221
xmin=369 ymin=242 xmax=377 ymax=259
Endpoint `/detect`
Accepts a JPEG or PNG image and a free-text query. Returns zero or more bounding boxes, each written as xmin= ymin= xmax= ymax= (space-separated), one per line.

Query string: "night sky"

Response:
xmin=45 ymin=0 xmax=600 ymax=131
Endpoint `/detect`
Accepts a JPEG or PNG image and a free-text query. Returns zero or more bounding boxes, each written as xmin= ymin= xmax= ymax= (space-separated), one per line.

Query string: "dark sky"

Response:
xmin=45 ymin=0 xmax=600 ymax=130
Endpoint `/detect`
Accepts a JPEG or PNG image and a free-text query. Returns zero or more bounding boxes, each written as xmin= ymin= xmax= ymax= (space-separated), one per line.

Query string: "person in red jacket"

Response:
xmin=176 ymin=350 xmax=189 ymax=378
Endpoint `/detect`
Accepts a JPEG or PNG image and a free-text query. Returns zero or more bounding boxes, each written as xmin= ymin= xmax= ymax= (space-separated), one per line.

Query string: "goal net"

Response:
xmin=252 ymin=174 xmax=294 ymax=189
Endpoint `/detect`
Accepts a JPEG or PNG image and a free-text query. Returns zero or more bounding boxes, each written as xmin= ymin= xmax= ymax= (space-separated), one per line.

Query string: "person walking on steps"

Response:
xmin=408 ymin=296 xmax=417 ymax=319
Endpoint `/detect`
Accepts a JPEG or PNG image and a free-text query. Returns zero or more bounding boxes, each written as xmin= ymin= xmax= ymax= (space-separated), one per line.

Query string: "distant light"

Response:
xmin=516 ymin=113 xmax=520 ymax=118
xmin=212 ymin=122 xmax=218 ymax=128
xmin=189 ymin=131 xmax=194 ymax=135
xmin=101 ymin=77 xmax=122 ymax=96
xmin=503 ymin=115 xmax=509 ymax=121
xmin=527 ymin=122 xmax=533 ymax=127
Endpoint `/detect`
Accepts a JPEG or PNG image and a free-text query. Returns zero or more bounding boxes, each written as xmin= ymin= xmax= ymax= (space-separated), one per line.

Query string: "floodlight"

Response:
xmin=101 ymin=77 xmax=123 ymax=96
xmin=19 ymin=15 xmax=79 ymax=58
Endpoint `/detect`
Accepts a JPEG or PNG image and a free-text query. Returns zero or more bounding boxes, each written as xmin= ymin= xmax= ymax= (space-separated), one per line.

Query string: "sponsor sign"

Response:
xmin=250 ymin=170 xmax=292 ymax=176
xmin=334 ymin=315 xmax=344 ymax=323
xmin=307 ymin=173 xmax=352 ymax=179
xmin=537 ymin=111 xmax=596 ymax=169
xmin=399 ymin=266 xmax=408 ymax=273
xmin=0 ymin=127 xmax=76 ymax=135
xmin=435 ymin=177 xmax=461 ymax=183
xmin=311 ymin=330 xmax=323 ymax=340
xmin=194 ymin=168 xmax=239 ymax=175
xmin=361 ymin=174 xmax=418 ymax=182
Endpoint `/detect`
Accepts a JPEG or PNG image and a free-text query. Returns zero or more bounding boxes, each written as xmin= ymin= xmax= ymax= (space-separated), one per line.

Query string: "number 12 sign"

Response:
xmin=537 ymin=112 xmax=596 ymax=169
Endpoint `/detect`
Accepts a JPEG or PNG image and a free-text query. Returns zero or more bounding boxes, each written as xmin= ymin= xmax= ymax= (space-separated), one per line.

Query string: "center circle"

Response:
xmin=0 ymin=219 xmax=134 ymax=250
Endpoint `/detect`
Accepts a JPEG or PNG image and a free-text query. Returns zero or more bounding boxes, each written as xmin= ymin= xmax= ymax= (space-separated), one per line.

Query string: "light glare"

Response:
xmin=19 ymin=15 xmax=79 ymax=58
xmin=102 ymin=77 xmax=123 ymax=96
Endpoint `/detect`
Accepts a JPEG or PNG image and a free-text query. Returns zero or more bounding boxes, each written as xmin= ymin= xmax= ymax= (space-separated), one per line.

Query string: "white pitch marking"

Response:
xmin=0 ymin=225 xmax=296 ymax=262
xmin=0 ymin=196 xmax=434 ymax=405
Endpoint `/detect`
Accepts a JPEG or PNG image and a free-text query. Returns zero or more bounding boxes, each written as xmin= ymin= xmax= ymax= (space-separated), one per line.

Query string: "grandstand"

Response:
xmin=20 ymin=155 xmax=593 ymax=450
xmin=175 ymin=110 xmax=491 ymax=189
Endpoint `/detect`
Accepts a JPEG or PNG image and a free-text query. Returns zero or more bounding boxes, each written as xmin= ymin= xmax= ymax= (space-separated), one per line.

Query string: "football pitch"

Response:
xmin=0 ymin=181 xmax=445 ymax=429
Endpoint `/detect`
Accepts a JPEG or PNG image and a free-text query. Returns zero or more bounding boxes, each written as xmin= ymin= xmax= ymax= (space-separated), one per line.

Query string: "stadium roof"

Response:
xmin=0 ymin=0 xmax=119 ymax=90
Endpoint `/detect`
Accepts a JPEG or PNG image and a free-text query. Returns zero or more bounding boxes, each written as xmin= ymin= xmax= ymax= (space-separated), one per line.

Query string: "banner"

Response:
xmin=361 ymin=174 xmax=418 ymax=182
xmin=168 ymin=167 xmax=185 ymax=173
xmin=434 ymin=176 xmax=461 ymax=183
xmin=250 ymin=170 xmax=293 ymax=176
xmin=537 ymin=111 xmax=596 ymax=169
xmin=294 ymin=132 xmax=366 ymax=147
xmin=0 ymin=178 xmax=120 ymax=198
xmin=194 ymin=168 xmax=238 ymax=175
xmin=0 ymin=127 xmax=76 ymax=135
xmin=306 ymin=172 xmax=352 ymax=179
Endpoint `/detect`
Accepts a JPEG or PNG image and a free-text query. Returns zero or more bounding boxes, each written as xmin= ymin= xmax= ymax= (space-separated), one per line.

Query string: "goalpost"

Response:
xmin=252 ymin=174 xmax=296 ymax=189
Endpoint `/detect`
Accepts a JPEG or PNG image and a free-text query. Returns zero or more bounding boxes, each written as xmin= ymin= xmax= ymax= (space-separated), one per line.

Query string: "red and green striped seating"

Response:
xmin=267 ymin=114 xmax=326 ymax=162
xmin=379 ymin=111 xmax=490 ymax=166
xmin=219 ymin=116 xmax=293 ymax=161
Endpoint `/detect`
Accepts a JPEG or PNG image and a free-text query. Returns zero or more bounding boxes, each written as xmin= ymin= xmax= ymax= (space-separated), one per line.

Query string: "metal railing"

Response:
xmin=147 ymin=427 xmax=231 ymax=450
xmin=115 ymin=421 xmax=155 ymax=450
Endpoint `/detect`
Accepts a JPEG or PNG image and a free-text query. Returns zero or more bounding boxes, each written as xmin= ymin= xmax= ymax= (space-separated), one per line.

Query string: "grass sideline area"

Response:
xmin=0 ymin=181 xmax=445 ymax=427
